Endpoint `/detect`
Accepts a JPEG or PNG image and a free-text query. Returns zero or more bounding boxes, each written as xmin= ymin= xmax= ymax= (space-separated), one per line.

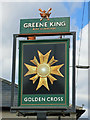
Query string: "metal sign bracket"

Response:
xmin=37 ymin=111 xmax=46 ymax=120
xmin=11 ymin=32 xmax=76 ymax=117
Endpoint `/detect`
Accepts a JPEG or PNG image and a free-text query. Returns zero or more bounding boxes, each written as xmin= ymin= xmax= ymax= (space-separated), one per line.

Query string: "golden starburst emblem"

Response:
xmin=24 ymin=50 xmax=64 ymax=91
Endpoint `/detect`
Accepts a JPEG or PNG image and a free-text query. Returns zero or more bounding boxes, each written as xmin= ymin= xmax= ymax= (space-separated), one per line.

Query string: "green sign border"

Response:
xmin=18 ymin=39 xmax=69 ymax=108
xmin=20 ymin=17 xmax=70 ymax=34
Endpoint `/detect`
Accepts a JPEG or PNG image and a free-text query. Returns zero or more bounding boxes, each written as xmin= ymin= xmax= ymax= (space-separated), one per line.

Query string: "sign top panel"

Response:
xmin=20 ymin=17 xmax=70 ymax=34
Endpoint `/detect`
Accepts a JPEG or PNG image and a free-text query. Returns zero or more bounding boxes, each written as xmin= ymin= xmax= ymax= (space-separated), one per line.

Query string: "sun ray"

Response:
xmin=37 ymin=50 xmax=51 ymax=64
xmin=30 ymin=74 xmax=39 ymax=84
xmin=30 ymin=56 xmax=39 ymax=66
xmin=24 ymin=63 xmax=37 ymax=76
xmin=51 ymin=64 xmax=64 ymax=77
xmin=48 ymin=56 xmax=58 ymax=66
xmin=36 ymin=77 xmax=50 ymax=91
xmin=48 ymin=74 xmax=57 ymax=84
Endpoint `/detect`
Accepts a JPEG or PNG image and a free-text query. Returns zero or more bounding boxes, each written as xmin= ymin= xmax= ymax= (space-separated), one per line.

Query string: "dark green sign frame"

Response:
xmin=18 ymin=39 xmax=69 ymax=108
xmin=20 ymin=17 xmax=70 ymax=34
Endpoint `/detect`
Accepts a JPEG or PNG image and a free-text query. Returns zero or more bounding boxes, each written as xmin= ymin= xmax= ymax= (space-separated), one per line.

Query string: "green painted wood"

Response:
xmin=20 ymin=17 xmax=70 ymax=34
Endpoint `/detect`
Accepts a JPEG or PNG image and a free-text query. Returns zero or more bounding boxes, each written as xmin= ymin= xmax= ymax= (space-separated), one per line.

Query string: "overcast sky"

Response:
xmin=0 ymin=1 xmax=89 ymax=118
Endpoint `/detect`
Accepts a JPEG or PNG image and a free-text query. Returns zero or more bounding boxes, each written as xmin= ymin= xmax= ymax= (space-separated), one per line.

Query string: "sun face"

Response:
xmin=24 ymin=50 xmax=64 ymax=91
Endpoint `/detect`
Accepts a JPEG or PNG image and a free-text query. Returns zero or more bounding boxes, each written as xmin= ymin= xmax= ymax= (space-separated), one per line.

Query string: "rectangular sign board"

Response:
xmin=20 ymin=17 xmax=70 ymax=34
xmin=18 ymin=39 xmax=69 ymax=108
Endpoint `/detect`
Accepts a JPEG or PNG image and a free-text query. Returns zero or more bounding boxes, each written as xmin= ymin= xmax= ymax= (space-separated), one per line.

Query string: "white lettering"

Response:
xmin=54 ymin=97 xmax=57 ymax=101
xmin=50 ymin=21 xmax=66 ymax=27
xmin=39 ymin=97 xmax=41 ymax=101
xmin=24 ymin=97 xmax=27 ymax=102
xmin=51 ymin=97 xmax=53 ymax=101
xmin=58 ymin=97 xmax=61 ymax=101
xmin=28 ymin=23 xmax=32 ymax=27
xmin=42 ymin=97 xmax=46 ymax=101
xmin=36 ymin=23 xmax=39 ymax=27
xmin=24 ymin=96 xmax=64 ymax=102
xmin=50 ymin=22 xmax=54 ymax=27
xmin=32 ymin=97 xmax=34 ymax=102
xmin=61 ymin=97 xmax=63 ymax=101
xmin=45 ymin=22 xmax=48 ymax=27
xmin=23 ymin=23 xmax=28 ymax=28
xmin=39 ymin=23 xmax=43 ymax=27
xmin=32 ymin=23 xmax=35 ymax=27
xmin=28 ymin=97 xmax=31 ymax=102
xmin=23 ymin=21 xmax=66 ymax=28
xmin=35 ymin=97 xmax=38 ymax=101
xmin=47 ymin=97 xmax=50 ymax=101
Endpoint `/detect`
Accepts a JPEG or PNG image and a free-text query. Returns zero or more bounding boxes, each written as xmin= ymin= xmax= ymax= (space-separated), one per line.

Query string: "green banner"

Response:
xmin=20 ymin=17 xmax=70 ymax=34
xmin=18 ymin=39 xmax=69 ymax=108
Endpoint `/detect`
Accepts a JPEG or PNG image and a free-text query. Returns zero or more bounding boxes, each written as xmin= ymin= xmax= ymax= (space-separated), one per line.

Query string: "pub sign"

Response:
xmin=18 ymin=39 xmax=69 ymax=108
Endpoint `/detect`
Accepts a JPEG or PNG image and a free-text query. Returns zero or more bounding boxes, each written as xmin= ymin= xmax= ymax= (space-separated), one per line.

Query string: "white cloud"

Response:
xmin=68 ymin=2 xmax=82 ymax=15
xmin=66 ymin=24 xmax=88 ymax=118
xmin=76 ymin=24 xmax=88 ymax=118
xmin=76 ymin=24 xmax=88 ymax=65
xmin=0 ymin=2 xmax=89 ymax=118
xmin=1 ymin=46 xmax=12 ymax=80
